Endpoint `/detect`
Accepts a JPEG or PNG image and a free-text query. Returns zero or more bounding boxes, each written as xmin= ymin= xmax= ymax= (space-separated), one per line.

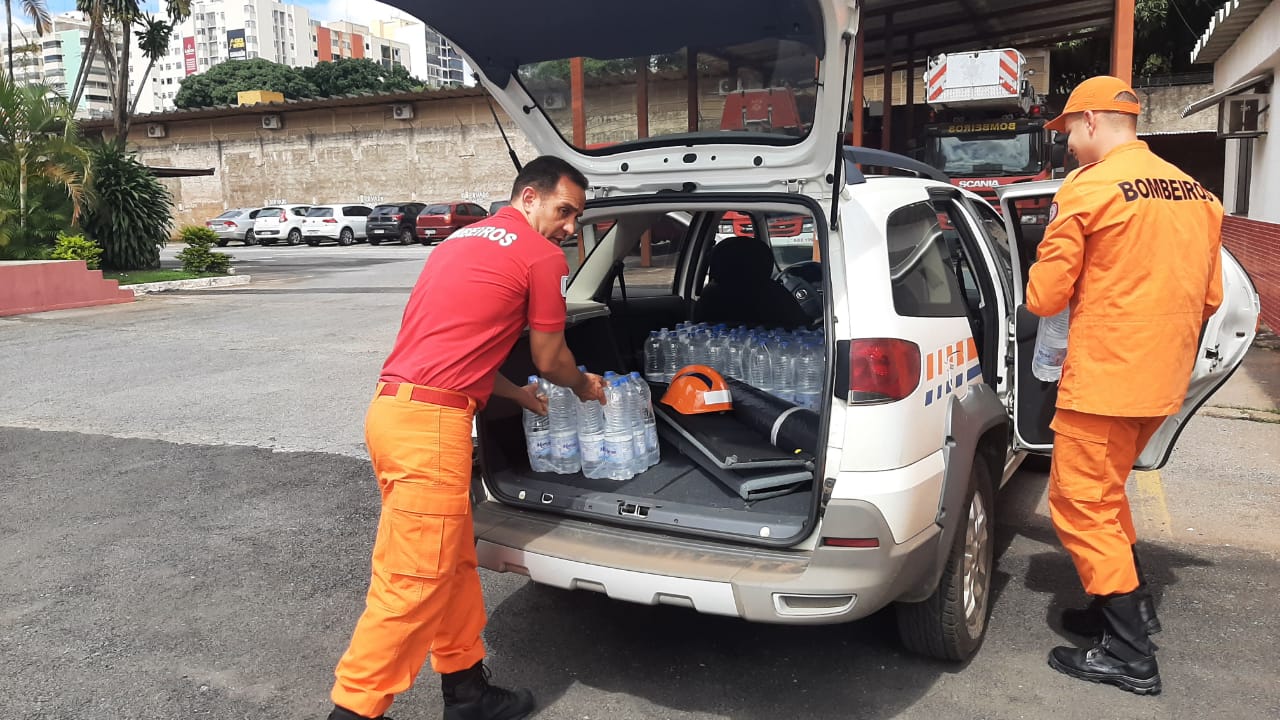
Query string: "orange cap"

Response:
xmin=1045 ymin=75 xmax=1141 ymax=133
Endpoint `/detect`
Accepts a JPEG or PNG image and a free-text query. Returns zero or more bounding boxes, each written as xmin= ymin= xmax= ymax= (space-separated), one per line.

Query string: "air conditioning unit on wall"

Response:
xmin=146 ymin=123 xmax=166 ymax=138
xmin=542 ymin=92 xmax=566 ymax=110
xmin=1219 ymin=94 xmax=1269 ymax=138
xmin=261 ymin=114 xmax=282 ymax=130
xmin=392 ymin=103 xmax=414 ymax=120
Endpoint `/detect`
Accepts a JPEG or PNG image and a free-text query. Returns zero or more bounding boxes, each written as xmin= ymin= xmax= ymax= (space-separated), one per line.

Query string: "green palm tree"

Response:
xmin=6 ymin=0 xmax=52 ymax=79
xmin=0 ymin=73 xmax=92 ymax=251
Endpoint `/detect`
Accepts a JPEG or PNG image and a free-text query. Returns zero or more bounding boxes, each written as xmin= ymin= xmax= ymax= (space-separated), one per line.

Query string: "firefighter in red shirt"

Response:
xmin=327 ymin=156 xmax=607 ymax=720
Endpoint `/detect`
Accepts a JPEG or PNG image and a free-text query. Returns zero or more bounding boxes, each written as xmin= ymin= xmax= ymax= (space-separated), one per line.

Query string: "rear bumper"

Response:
xmin=473 ymin=498 xmax=940 ymax=625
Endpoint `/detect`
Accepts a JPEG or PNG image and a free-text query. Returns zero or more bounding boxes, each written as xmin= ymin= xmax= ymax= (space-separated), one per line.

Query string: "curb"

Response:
xmin=127 ymin=275 xmax=251 ymax=295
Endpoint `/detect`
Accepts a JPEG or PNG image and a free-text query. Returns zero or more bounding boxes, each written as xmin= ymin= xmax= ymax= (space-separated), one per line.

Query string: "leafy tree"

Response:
xmin=1052 ymin=0 xmax=1221 ymax=94
xmin=83 ymin=140 xmax=173 ymax=270
xmin=0 ymin=74 xmax=91 ymax=258
xmin=174 ymin=58 xmax=318 ymax=109
xmin=5 ymin=0 xmax=50 ymax=79
xmin=67 ymin=0 xmax=192 ymax=143
xmin=299 ymin=58 xmax=424 ymax=97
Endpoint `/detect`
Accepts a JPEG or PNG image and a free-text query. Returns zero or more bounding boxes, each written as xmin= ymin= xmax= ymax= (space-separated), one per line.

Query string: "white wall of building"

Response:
xmin=1214 ymin=0 xmax=1280 ymax=222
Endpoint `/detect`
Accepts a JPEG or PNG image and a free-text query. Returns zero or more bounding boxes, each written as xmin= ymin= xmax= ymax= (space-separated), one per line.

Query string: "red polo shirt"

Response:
xmin=380 ymin=207 xmax=570 ymax=407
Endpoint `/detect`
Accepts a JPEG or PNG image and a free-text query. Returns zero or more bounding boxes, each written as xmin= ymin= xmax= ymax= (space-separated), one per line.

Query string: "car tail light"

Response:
xmin=823 ymin=537 xmax=880 ymax=548
xmin=392 ymin=213 xmax=403 ymax=221
xmin=279 ymin=212 xmax=287 ymax=221
xmin=323 ymin=218 xmax=337 ymax=223
xmin=834 ymin=339 xmax=921 ymax=404
xmin=224 ymin=221 xmax=236 ymax=228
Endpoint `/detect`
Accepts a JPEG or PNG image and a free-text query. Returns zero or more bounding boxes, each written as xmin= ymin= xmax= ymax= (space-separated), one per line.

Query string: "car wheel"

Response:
xmin=216 ymin=239 xmax=229 ymax=247
xmin=306 ymin=239 xmax=321 ymax=247
xmin=399 ymin=229 xmax=414 ymax=245
xmin=287 ymin=229 xmax=302 ymax=245
xmin=896 ymin=455 xmax=995 ymax=661
xmin=244 ymin=230 xmax=256 ymax=246
xmin=370 ymin=238 xmax=382 ymax=246
xmin=338 ymin=228 xmax=354 ymax=246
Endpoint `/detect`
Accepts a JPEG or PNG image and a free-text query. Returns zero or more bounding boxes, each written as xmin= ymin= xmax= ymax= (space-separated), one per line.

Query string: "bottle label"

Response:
xmin=526 ymin=430 xmax=551 ymax=457
xmin=604 ymin=437 xmax=634 ymax=463
xmin=551 ymin=431 xmax=578 ymax=460
xmin=580 ymin=435 xmax=604 ymax=463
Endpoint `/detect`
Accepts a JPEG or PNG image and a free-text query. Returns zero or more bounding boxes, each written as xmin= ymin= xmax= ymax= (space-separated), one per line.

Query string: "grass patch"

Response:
xmin=104 ymin=269 xmax=226 ymax=285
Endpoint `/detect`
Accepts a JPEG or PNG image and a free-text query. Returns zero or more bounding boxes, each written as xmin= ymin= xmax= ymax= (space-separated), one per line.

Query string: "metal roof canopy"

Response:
xmin=860 ymin=0 xmax=1116 ymax=71
xmin=1181 ymin=72 xmax=1273 ymax=117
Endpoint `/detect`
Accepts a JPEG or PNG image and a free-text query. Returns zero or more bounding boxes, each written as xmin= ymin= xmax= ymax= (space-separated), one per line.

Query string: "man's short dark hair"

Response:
xmin=510 ymin=155 xmax=589 ymax=201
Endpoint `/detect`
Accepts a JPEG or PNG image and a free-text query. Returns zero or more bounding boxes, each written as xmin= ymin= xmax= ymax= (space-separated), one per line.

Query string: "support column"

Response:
xmin=1110 ymin=0 xmax=1135 ymax=84
xmin=636 ymin=57 xmax=650 ymax=139
xmin=571 ymin=57 xmax=586 ymax=146
xmin=905 ymin=35 xmax=915 ymax=155
xmin=881 ymin=14 xmax=894 ymax=152
xmin=850 ymin=23 xmax=865 ymax=146
xmin=687 ymin=50 xmax=699 ymax=132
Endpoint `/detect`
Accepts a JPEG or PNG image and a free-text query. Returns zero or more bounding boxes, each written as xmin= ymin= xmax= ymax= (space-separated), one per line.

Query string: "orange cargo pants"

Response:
xmin=1048 ymin=408 xmax=1166 ymax=597
xmin=331 ymin=382 xmax=487 ymax=719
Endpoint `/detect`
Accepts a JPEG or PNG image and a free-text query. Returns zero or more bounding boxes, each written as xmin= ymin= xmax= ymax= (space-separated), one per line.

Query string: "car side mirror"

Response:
xmin=1049 ymin=137 xmax=1067 ymax=168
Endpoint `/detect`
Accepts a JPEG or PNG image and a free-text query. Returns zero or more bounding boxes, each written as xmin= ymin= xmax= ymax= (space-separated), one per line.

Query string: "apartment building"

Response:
xmin=1 ymin=13 xmax=120 ymax=119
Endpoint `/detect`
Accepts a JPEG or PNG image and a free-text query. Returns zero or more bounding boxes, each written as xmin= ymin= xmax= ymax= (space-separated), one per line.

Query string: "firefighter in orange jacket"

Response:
xmin=1029 ymin=76 xmax=1223 ymax=695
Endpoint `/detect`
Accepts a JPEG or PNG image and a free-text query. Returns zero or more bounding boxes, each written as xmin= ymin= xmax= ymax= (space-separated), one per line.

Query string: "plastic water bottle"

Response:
xmin=620 ymin=375 xmax=646 ymax=474
xmin=794 ymin=341 xmax=823 ymax=411
xmin=687 ymin=330 xmax=709 ymax=367
xmin=577 ymin=395 xmax=607 ymax=479
xmin=602 ymin=378 xmax=635 ymax=480
xmin=522 ymin=375 xmax=553 ymax=472
xmin=1033 ymin=307 xmax=1070 ymax=382
xmin=707 ymin=331 xmax=731 ymax=375
xmin=630 ymin=372 xmax=660 ymax=467
xmin=644 ymin=331 xmax=665 ymax=382
xmin=547 ymin=382 xmax=580 ymax=474
xmin=746 ymin=339 xmax=774 ymax=393
xmin=774 ymin=341 xmax=798 ymax=403
xmin=659 ymin=329 xmax=681 ymax=382
xmin=725 ymin=330 xmax=746 ymax=379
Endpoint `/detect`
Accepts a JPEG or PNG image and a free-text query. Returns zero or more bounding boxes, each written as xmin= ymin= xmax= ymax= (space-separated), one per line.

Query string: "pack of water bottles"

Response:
xmin=643 ymin=322 xmax=826 ymax=412
xmin=522 ymin=368 xmax=660 ymax=481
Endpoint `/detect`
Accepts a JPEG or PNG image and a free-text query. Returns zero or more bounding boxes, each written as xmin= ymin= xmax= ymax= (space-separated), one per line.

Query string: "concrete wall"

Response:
xmin=1135 ymin=84 xmax=1219 ymax=135
xmin=107 ymin=96 xmax=541 ymax=229
xmin=1215 ymin=0 xmax=1280 ymax=223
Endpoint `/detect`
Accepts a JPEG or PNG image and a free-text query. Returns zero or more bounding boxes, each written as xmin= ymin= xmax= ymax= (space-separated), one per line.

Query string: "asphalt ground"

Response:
xmin=2 ymin=245 xmax=1277 ymax=719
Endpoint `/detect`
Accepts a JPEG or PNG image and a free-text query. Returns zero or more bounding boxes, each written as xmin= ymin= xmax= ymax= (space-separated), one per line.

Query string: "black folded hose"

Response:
xmin=725 ymin=377 xmax=819 ymax=456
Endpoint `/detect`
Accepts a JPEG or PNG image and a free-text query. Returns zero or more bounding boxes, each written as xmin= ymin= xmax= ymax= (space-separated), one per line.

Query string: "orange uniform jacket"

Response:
xmin=1027 ymin=140 xmax=1224 ymax=417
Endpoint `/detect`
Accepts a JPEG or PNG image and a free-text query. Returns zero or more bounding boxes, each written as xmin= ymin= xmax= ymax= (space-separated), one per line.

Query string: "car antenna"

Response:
xmin=480 ymin=75 xmax=523 ymax=172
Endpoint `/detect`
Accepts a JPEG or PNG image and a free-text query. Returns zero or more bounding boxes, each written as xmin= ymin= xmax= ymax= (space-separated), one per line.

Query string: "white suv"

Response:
xmin=417 ymin=0 xmax=1261 ymax=661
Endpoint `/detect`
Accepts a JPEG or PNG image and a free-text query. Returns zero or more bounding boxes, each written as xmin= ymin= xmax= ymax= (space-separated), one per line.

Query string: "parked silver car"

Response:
xmin=205 ymin=208 xmax=261 ymax=246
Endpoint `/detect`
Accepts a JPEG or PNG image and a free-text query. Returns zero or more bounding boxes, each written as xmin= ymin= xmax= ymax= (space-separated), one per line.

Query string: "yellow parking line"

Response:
xmin=1133 ymin=470 xmax=1175 ymax=540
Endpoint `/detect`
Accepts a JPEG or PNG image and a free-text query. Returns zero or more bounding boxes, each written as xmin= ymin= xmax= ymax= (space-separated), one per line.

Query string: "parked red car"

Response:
xmin=415 ymin=201 xmax=489 ymax=245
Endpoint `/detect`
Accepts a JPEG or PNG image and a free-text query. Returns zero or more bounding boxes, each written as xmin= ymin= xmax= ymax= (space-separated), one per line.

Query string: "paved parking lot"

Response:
xmin=2 ymin=247 xmax=1277 ymax=719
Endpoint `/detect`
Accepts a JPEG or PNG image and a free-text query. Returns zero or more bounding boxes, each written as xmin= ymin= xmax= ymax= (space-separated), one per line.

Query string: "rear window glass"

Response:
xmin=885 ymin=202 xmax=967 ymax=318
xmin=424 ymin=204 xmax=450 ymax=214
xmin=259 ymin=207 xmax=282 ymax=215
xmin=372 ymin=205 xmax=397 ymax=215
xmin=307 ymin=207 xmax=334 ymax=217
xmin=216 ymin=210 xmax=239 ymax=219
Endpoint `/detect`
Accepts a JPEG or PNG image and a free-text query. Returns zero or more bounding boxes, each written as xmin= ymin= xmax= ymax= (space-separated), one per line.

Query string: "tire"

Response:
xmin=306 ymin=240 xmax=320 ymax=247
xmin=896 ymin=456 xmax=995 ymax=661
xmin=216 ymin=239 xmax=229 ymax=247
xmin=287 ymin=228 xmax=302 ymax=246
xmin=399 ymin=229 xmax=414 ymax=245
xmin=338 ymin=228 xmax=354 ymax=246
xmin=369 ymin=238 xmax=382 ymax=246
xmin=244 ymin=230 xmax=256 ymax=246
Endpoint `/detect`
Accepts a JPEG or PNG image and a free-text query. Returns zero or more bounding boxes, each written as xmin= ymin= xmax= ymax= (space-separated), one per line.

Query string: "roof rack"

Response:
xmin=843 ymin=146 xmax=950 ymax=184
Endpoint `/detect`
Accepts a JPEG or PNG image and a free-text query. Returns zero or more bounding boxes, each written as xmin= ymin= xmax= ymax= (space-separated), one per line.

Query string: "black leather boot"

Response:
xmin=1049 ymin=592 xmax=1161 ymax=695
xmin=327 ymin=706 xmax=391 ymax=720
xmin=441 ymin=661 xmax=535 ymax=720
xmin=1060 ymin=549 xmax=1161 ymax=637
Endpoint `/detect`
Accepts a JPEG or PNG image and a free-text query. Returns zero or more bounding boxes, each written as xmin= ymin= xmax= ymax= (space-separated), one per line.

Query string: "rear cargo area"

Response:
xmin=478 ymin=313 xmax=820 ymax=544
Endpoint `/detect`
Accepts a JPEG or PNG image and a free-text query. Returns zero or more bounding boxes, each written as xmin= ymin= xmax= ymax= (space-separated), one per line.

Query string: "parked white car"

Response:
xmin=252 ymin=204 xmax=311 ymax=246
xmin=302 ymin=204 xmax=373 ymax=246
xmin=408 ymin=0 xmax=1262 ymax=663
xmin=205 ymin=207 xmax=261 ymax=246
